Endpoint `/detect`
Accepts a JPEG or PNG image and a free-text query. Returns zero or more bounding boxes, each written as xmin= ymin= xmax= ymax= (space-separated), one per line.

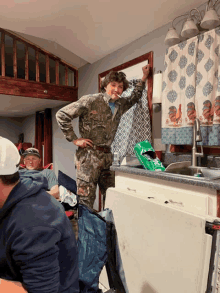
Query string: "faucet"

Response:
xmin=192 ymin=118 xmax=204 ymax=167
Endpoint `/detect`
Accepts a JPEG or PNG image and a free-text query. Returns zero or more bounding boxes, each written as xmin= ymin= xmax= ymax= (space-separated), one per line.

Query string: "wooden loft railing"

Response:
xmin=0 ymin=28 xmax=78 ymax=102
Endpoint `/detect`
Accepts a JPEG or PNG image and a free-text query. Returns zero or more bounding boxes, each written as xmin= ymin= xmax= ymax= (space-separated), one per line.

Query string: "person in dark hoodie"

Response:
xmin=0 ymin=137 xmax=79 ymax=293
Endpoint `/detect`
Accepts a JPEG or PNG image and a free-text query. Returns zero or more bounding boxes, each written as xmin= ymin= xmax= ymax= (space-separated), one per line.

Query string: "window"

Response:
xmin=39 ymin=52 xmax=46 ymax=83
xmin=17 ymin=41 xmax=25 ymax=79
xmin=59 ymin=63 xmax=65 ymax=85
xmin=68 ymin=68 xmax=75 ymax=86
xmin=5 ymin=34 xmax=14 ymax=77
xmin=49 ymin=58 xmax=56 ymax=84
xmin=28 ymin=47 xmax=36 ymax=81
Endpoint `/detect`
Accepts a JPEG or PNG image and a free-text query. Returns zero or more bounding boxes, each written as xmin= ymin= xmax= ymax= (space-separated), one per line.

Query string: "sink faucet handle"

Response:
xmin=196 ymin=144 xmax=204 ymax=157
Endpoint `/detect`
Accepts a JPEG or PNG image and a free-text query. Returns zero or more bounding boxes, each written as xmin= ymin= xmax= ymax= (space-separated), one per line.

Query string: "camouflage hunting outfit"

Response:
xmin=56 ymin=80 xmax=146 ymax=208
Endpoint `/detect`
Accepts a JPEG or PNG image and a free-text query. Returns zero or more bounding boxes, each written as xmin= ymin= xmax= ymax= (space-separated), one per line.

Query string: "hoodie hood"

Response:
xmin=0 ymin=172 xmax=48 ymax=221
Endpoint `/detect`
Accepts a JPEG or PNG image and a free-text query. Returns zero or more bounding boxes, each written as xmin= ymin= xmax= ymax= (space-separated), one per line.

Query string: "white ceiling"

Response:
xmin=0 ymin=0 xmax=207 ymax=66
xmin=0 ymin=95 xmax=69 ymax=117
xmin=0 ymin=0 xmax=207 ymax=118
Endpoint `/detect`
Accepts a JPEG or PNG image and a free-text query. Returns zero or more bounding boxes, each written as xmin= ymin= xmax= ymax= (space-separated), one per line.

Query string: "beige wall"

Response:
xmin=0 ymin=117 xmax=23 ymax=143
xmin=22 ymin=115 xmax=35 ymax=146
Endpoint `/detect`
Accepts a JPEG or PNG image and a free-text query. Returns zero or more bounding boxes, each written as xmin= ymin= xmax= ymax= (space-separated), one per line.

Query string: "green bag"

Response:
xmin=134 ymin=140 xmax=165 ymax=171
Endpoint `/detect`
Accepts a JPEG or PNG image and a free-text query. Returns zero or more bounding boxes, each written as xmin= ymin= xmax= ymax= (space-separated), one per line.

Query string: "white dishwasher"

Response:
xmin=99 ymin=187 xmax=220 ymax=293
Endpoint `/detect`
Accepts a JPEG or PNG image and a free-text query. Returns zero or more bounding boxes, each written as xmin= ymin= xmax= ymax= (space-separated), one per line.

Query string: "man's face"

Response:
xmin=24 ymin=155 xmax=41 ymax=170
xmin=105 ymin=81 xmax=124 ymax=101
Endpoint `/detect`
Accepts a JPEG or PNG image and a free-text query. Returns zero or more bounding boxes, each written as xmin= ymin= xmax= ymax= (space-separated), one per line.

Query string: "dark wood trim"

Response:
xmin=65 ymin=65 xmax=68 ymax=86
xmin=1 ymin=32 xmax=5 ymax=77
xmin=56 ymin=60 xmax=59 ymax=85
xmin=98 ymin=51 xmax=154 ymax=124
xmin=148 ymin=51 xmax=153 ymax=123
xmin=99 ymin=189 xmax=102 ymax=212
xmin=0 ymin=28 xmax=78 ymax=88
xmin=13 ymin=39 xmax=17 ymax=78
xmin=36 ymin=50 xmax=39 ymax=82
xmin=35 ymin=112 xmax=38 ymax=149
xmin=0 ymin=28 xmax=78 ymax=103
xmin=25 ymin=45 xmax=29 ymax=80
xmin=3 ymin=28 xmax=77 ymax=71
xmin=44 ymin=108 xmax=53 ymax=165
xmin=217 ymin=190 xmax=220 ymax=218
xmin=46 ymin=54 xmax=50 ymax=84
xmin=35 ymin=111 xmax=43 ymax=160
xmin=0 ymin=76 xmax=78 ymax=102
xmin=171 ymin=145 xmax=220 ymax=155
xmin=99 ymin=52 xmax=153 ymax=78
xmin=74 ymin=69 xmax=78 ymax=88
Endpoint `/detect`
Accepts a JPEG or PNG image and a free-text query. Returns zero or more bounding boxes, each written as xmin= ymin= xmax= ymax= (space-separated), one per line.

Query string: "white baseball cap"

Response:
xmin=0 ymin=137 xmax=21 ymax=175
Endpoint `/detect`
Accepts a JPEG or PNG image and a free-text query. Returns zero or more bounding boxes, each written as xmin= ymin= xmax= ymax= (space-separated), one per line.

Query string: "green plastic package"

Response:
xmin=134 ymin=140 xmax=165 ymax=171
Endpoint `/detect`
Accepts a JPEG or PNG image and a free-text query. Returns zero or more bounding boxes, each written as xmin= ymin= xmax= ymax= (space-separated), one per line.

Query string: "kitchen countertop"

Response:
xmin=110 ymin=165 xmax=220 ymax=190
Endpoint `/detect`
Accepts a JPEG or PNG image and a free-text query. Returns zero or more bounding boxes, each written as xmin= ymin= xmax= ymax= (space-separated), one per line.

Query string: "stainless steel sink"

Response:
xmin=165 ymin=161 xmax=220 ymax=180
xmin=165 ymin=161 xmax=203 ymax=177
xmin=128 ymin=161 xmax=220 ymax=180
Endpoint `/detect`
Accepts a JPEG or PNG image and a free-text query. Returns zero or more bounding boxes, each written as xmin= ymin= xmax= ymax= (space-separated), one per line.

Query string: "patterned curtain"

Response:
xmin=162 ymin=26 xmax=220 ymax=146
xmin=111 ymin=79 xmax=152 ymax=159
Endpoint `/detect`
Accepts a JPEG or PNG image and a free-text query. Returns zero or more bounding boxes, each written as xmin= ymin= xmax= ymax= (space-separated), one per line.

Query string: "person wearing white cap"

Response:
xmin=0 ymin=137 xmax=79 ymax=293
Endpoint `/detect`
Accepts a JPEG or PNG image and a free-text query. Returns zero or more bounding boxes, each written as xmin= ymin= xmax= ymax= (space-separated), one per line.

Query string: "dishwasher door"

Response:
xmin=100 ymin=188 xmax=214 ymax=293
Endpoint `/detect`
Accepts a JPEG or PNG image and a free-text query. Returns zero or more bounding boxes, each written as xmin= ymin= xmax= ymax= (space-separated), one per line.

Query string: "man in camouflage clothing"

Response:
xmin=56 ymin=65 xmax=150 ymax=209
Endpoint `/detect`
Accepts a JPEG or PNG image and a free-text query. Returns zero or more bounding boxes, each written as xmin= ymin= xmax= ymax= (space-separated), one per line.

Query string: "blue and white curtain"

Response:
xmin=111 ymin=79 xmax=152 ymax=159
xmin=162 ymin=26 xmax=220 ymax=146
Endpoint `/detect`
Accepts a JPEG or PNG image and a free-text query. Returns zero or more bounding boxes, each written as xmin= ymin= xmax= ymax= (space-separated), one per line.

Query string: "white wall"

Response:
xmin=52 ymin=106 xmax=79 ymax=179
xmin=21 ymin=114 xmax=35 ymax=146
xmin=0 ymin=117 xmax=23 ymax=143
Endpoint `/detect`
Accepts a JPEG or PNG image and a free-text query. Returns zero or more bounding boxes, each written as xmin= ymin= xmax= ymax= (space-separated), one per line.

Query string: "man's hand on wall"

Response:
xmin=142 ymin=65 xmax=151 ymax=82
xmin=73 ymin=138 xmax=93 ymax=148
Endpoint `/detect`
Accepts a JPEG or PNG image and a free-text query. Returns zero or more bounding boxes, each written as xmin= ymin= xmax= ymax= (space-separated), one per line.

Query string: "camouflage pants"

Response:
xmin=75 ymin=148 xmax=115 ymax=209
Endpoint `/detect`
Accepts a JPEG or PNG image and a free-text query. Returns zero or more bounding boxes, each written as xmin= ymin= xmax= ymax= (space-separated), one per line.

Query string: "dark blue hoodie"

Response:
xmin=0 ymin=172 xmax=79 ymax=293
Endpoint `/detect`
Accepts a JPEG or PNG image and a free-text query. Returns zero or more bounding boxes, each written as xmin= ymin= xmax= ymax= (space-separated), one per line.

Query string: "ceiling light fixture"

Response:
xmin=164 ymin=0 xmax=220 ymax=47
xmin=164 ymin=14 xmax=188 ymax=46
xmin=181 ymin=9 xmax=202 ymax=38
xmin=200 ymin=0 xmax=220 ymax=29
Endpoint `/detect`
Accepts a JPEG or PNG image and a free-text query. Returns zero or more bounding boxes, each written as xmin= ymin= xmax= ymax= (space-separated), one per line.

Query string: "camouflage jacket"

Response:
xmin=56 ymin=81 xmax=146 ymax=147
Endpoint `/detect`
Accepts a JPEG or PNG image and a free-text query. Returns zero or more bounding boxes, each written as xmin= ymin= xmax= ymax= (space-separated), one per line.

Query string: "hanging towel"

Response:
xmin=111 ymin=79 xmax=152 ymax=160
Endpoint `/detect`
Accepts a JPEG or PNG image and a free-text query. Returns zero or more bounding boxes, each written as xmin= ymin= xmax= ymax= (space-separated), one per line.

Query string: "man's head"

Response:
xmin=23 ymin=148 xmax=41 ymax=170
xmin=100 ymin=71 xmax=129 ymax=101
xmin=0 ymin=137 xmax=20 ymax=207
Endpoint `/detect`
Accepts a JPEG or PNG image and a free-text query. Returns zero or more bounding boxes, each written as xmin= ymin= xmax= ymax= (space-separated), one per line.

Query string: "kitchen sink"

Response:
xmin=127 ymin=161 xmax=220 ymax=180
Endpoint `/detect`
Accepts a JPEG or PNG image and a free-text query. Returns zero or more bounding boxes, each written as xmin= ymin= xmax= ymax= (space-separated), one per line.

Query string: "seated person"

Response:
xmin=0 ymin=137 xmax=79 ymax=292
xmin=19 ymin=148 xmax=59 ymax=200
